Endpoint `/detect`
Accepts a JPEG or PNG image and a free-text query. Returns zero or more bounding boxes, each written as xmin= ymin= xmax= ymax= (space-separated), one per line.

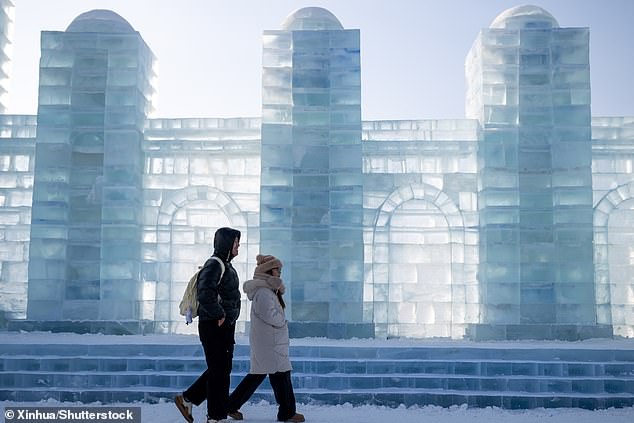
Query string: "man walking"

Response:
xmin=176 ymin=227 xmax=242 ymax=423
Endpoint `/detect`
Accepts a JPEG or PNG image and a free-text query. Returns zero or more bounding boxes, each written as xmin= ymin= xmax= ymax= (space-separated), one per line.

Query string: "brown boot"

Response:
xmin=281 ymin=413 xmax=305 ymax=422
xmin=228 ymin=410 xmax=244 ymax=420
xmin=175 ymin=394 xmax=194 ymax=423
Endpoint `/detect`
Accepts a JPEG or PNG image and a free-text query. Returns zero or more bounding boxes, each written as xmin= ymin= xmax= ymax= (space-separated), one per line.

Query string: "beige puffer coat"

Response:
xmin=243 ymin=272 xmax=292 ymax=374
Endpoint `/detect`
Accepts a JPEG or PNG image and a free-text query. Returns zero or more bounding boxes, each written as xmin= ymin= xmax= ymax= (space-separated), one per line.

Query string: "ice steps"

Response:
xmin=4 ymin=356 xmax=634 ymax=377
xmin=1 ymin=336 xmax=633 ymax=409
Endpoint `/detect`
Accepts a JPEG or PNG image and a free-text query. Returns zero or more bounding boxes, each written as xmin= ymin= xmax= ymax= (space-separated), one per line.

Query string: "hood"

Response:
xmin=213 ymin=227 xmax=241 ymax=262
xmin=243 ymin=275 xmax=284 ymax=300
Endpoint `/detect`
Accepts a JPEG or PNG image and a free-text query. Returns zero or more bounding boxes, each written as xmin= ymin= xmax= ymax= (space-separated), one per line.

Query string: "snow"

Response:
xmin=1 ymin=399 xmax=632 ymax=423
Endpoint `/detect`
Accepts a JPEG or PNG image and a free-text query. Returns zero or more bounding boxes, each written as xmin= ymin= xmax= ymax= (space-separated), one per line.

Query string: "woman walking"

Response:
xmin=227 ymin=254 xmax=304 ymax=422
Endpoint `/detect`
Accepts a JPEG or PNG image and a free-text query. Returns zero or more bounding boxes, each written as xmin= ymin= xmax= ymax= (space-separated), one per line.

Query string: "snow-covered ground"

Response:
xmin=2 ymin=399 xmax=633 ymax=423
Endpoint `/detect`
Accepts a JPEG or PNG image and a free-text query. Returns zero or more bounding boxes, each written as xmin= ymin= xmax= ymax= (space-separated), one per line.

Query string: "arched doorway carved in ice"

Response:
xmin=594 ymin=182 xmax=634 ymax=338
xmin=154 ymin=186 xmax=248 ymax=334
xmin=371 ymin=183 xmax=467 ymax=338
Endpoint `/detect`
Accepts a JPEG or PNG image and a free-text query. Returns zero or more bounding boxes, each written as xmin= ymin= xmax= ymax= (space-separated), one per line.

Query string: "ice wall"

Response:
xmin=0 ymin=5 xmax=630 ymax=339
xmin=592 ymin=117 xmax=634 ymax=338
xmin=142 ymin=117 xmax=261 ymax=334
xmin=0 ymin=115 xmax=35 ymax=320
xmin=363 ymin=119 xmax=480 ymax=338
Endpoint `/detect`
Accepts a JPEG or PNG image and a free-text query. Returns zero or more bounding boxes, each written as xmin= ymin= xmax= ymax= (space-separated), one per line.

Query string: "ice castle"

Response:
xmin=0 ymin=4 xmax=632 ymax=340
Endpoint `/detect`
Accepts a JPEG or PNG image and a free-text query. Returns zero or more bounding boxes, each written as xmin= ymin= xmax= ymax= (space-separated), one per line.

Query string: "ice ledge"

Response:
xmin=1 ymin=330 xmax=633 ymax=351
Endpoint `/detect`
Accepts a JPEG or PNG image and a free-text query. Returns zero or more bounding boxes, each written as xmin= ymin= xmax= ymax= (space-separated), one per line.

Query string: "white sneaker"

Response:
xmin=175 ymin=394 xmax=193 ymax=423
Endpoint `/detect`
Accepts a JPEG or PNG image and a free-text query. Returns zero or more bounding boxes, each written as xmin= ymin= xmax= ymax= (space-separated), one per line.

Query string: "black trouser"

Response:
xmin=183 ymin=320 xmax=235 ymax=420
xmin=228 ymin=371 xmax=297 ymax=421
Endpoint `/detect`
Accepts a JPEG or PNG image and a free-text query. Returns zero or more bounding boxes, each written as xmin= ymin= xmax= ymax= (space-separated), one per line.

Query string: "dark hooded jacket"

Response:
xmin=196 ymin=227 xmax=242 ymax=324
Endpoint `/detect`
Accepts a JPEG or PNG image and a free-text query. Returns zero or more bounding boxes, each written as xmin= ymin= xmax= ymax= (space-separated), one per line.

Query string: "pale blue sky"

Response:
xmin=9 ymin=0 xmax=634 ymax=120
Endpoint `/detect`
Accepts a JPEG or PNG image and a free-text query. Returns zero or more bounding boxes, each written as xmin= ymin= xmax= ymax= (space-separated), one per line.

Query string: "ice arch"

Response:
xmin=155 ymin=187 xmax=247 ymax=333
xmin=594 ymin=182 xmax=634 ymax=337
xmin=157 ymin=186 xmax=246 ymax=228
xmin=371 ymin=183 xmax=466 ymax=338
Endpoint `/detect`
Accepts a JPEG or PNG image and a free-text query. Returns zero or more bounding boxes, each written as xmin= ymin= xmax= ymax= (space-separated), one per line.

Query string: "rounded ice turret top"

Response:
xmin=490 ymin=5 xmax=559 ymax=29
xmin=281 ymin=7 xmax=343 ymax=30
xmin=66 ymin=9 xmax=135 ymax=33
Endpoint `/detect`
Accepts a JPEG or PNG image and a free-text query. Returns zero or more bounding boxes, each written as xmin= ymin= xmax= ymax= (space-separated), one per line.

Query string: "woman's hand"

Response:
xmin=217 ymin=316 xmax=225 ymax=326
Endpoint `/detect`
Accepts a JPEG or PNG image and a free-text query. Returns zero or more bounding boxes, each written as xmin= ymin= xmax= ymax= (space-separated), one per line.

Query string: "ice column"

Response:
xmin=27 ymin=10 xmax=156 ymax=323
xmin=261 ymin=8 xmax=367 ymax=337
xmin=466 ymin=6 xmax=606 ymax=339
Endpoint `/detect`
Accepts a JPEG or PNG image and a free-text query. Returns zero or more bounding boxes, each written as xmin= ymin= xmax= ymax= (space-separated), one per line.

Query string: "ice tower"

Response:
xmin=26 ymin=10 xmax=156 ymax=327
xmin=466 ymin=5 xmax=611 ymax=339
xmin=0 ymin=0 xmax=14 ymax=112
xmin=260 ymin=8 xmax=370 ymax=337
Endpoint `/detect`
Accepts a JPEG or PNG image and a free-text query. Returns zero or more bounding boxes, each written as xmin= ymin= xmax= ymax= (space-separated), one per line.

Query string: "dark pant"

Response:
xmin=183 ymin=320 xmax=235 ymax=420
xmin=228 ymin=371 xmax=296 ymax=421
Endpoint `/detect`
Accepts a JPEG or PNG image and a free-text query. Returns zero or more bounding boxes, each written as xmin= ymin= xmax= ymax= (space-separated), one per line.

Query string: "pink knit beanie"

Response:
xmin=255 ymin=254 xmax=283 ymax=274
